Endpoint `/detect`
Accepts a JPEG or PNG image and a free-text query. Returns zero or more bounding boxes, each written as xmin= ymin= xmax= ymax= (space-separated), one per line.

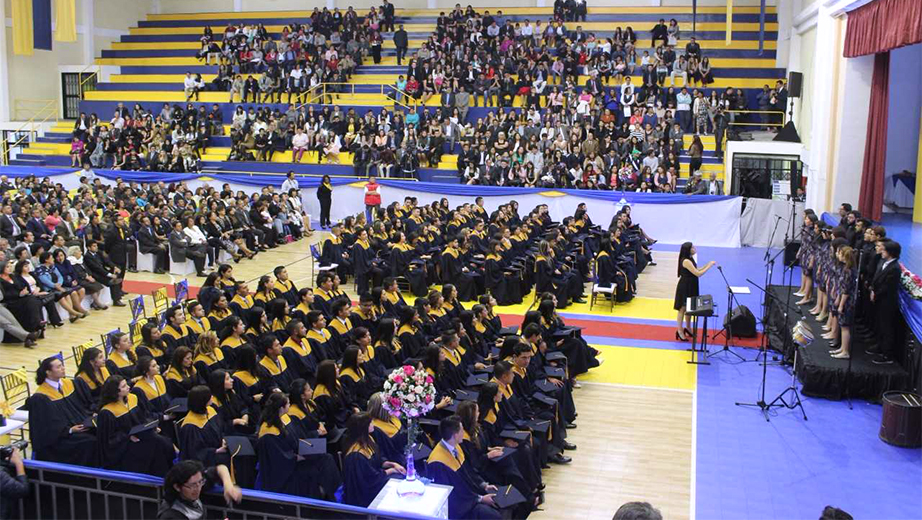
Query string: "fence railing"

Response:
xmin=725 ymin=108 xmax=786 ymax=128
xmin=17 ymin=459 xmax=436 ymax=520
xmin=0 ymin=99 xmax=58 ymax=166
xmin=293 ymin=82 xmax=412 ymax=110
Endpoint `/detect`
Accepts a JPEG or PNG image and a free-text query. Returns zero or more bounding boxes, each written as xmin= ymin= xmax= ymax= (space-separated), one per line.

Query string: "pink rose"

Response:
xmin=403 ymin=365 xmax=415 ymax=375
xmin=425 ymin=395 xmax=432 ymax=403
xmin=426 ymin=376 xmax=434 ymax=384
xmin=394 ymin=375 xmax=403 ymax=384
xmin=389 ymin=397 xmax=401 ymax=407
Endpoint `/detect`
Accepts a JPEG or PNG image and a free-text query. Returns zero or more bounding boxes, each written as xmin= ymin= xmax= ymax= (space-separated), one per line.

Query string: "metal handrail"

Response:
xmin=725 ymin=108 xmax=786 ymax=127
xmin=77 ymin=64 xmax=100 ymax=99
xmin=291 ymin=82 xmax=413 ymax=110
xmin=22 ymin=459 xmax=436 ymax=520
xmin=0 ymin=99 xmax=58 ymax=166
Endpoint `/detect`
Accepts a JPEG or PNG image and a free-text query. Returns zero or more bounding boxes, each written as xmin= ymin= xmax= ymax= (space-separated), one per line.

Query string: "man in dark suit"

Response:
xmin=0 ymin=205 xmax=22 ymax=242
xmin=25 ymin=208 xmax=53 ymax=250
xmin=393 ymin=24 xmax=408 ymax=64
xmin=137 ymin=215 xmax=167 ymax=274
xmin=232 ymin=202 xmax=265 ymax=251
xmin=869 ymin=240 xmax=901 ymax=365
xmin=84 ymin=239 xmax=126 ymax=306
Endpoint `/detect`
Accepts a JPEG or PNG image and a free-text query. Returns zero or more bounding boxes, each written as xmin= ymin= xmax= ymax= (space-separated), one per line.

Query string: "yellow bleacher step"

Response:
xmin=111 ymin=40 xmax=424 ymax=51
xmin=147 ymin=9 xmax=378 ymax=21
xmin=201 ymin=148 xmax=454 ymax=168
xmin=84 ymin=90 xmax=231 ymax=102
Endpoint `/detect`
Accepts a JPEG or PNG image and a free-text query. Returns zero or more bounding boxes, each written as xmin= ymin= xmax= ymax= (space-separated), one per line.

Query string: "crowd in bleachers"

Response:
xmin=61 ymin=2 xmax=786 ymax=191
xmin=20 ymin=192 xmax=661 ymax=519
xmin=0 ymin=173 xmax=309 ymax=350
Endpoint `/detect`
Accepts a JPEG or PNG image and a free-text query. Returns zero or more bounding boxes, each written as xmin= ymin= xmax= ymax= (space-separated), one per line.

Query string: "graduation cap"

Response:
xmin=526 ymin=419 xmax=551 ymax=434
xmin=129 ymin=419 xmax=160 ymax=437
xmin=82 ymin=415 xmax=96 ymax=429
xmin=454 ymin=389 xmax=479 ymax=402
xmin=298 ymin=437 xmax=328 ymax=456
xmin=499 ymin=326 xmax=519 ymax=336
xmin=545 ymin=351 xmax=567 ymax=363
xmin=544 ymin=366 xmax=566 ymax=379
xmin=532 ymin=392 xmax=558 ymax=407
xmin=165 ymin=397 xmax=188 ymax=414
xmin=472 ymin=365 xmax=493 ymax=374
xmin=551 ymin=327 xmax=579 ymax=339
xmin=490 ymin=347 xmax=501 ymax=358
xmin=418 ymin=418 xmax=441 ymax=427
xmin=411 ymin=443 xmax=432 ymax=461
xmin=493 ymin=484 xmax=527 ymax=509
xmin=500 ymin=430 xmax=531 ymax=442
xmin=535 ymin=379 xmax=559 ymax=395
xmin=226 ymin=436 xmax=255 ymax=457
xmin=465 ymin=374 xmax=490 ymax=387
xmin=491 ymin=447 xmax=517 ymax=462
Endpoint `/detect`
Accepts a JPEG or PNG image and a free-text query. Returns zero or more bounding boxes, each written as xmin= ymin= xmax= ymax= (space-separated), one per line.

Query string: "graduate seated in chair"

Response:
xmin=427 ymin=416 xmax=506 ymax=520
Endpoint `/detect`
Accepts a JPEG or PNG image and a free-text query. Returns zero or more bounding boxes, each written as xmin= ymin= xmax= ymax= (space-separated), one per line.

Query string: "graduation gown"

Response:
xmin=259 ymin=355 xmax=295 ymax=394
xmin=342 ymin=444 xmax=392 ymax=507
xmin=370 ymin=416 xmax=409 ymax=464
xmin=28 ymin=378 xmax=98 ymax=466
xmin=106 ymin=351 xmax=138 ymax=380
xmin=441 ymin=247 xmax=480 ymax=302
xmin=484 ymin=254 xmax=522 ymax=305
xmin=97 ymin=393 xmax=174 ymax=477
xmin=164 ymin=366 xmax=203 ymax=399
xmin=312 ymin=383 xmax=354 ymax=429
xmin=373 ymin=339 xmax=406 ymax=371
xmin=76 ymin=367 xmax=110 ymax=405
xmin=178 ymin=407 xmax=227 ymax=467
xmin=321 ymin=235 xmax=351 ymax=280
xmin=282 ymin=335 xmax=320 ymax=381
xmin=427 ymin=442 xmax=503 ymax=520
xmin=193 ymin=350 xmax=227 ymax=383
xmin=257 ymin=415 xmax=341 ymax=500
xmin=137 ymin=341 xmax=171 ymax=373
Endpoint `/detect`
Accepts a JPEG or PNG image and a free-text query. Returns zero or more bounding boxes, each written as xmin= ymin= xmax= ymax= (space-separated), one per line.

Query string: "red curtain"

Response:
xmin=844 ymin=0 xmax=922 ymax=57
xmin=858 ymin=52 xmax=890 ymax=222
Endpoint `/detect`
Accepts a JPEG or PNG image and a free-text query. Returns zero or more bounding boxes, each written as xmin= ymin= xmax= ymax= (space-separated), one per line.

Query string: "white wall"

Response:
xmin=885 ymin=43 xmax=922 ymax=177
xmin=828 ymin=52 xmax=873 ymax=210
xmin=2 ymin=0 xmax=152 ymax=122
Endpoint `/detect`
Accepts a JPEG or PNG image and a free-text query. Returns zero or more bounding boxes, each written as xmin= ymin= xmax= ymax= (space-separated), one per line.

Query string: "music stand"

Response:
xmin=709 ymin=266 xmax=746 ymax=362
xmin=686 ymin=296 xmax=712 ymax=366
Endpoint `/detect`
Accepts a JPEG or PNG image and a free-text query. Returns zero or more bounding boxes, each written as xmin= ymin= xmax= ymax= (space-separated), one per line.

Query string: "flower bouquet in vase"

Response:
xmin=381 ymin=364 xmax=437 ymax=497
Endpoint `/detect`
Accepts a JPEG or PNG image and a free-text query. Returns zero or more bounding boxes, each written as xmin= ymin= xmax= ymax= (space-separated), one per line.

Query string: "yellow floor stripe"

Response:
xmin=580 ymin=344 xmax=697 ymax=390
xmin=484 ymin=291 xmax=677 ymax=321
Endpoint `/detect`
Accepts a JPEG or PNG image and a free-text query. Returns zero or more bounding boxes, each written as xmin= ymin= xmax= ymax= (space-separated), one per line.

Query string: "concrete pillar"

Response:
xmin=803 ymin=5 xmax=843 ymax=213
xmin=234 ymin=0 xmax=242 ymax=12
xmin=83 ymin=0 xmax=95 ymax=64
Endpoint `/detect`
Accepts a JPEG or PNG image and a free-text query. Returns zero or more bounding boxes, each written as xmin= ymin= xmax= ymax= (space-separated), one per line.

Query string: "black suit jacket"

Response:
xmin=137 ymin=227 xmax=164 ymax=253
xmin=0 ymin=215 xmax=22 ymax=240
xmin=871 ymin=259 xmax=901 ymax=312
xmin=84 ymin=251 xmax=115 ymax=281
xmin=104 ymin=225 xmax=130 ymax=266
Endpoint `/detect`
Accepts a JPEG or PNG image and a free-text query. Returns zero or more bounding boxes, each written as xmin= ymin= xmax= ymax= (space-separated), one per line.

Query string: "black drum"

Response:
xmin=879 ymin=391 xmax=922 ymax=448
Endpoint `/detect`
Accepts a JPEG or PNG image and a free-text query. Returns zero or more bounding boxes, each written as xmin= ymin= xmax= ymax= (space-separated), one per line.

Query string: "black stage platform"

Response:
xmin=765 ymin=285 xmax=910 ymax=401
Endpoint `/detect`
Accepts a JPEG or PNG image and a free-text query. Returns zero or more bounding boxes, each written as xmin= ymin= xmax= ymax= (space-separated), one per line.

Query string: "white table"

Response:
xmin=369 ymin=478 xmax=452 ymax=519
xmin=0 ymin=418 xmax=25 ymax=437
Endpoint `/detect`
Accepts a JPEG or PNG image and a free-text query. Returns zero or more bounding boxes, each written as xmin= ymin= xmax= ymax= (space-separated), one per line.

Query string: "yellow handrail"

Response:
xmin=1 ymin=99 xmax=59 ymax=166
xmin=77 ymin=65 xmax=99 ymax=100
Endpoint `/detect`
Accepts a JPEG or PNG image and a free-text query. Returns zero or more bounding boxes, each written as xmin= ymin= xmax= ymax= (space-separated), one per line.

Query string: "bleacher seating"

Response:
xmin=13 ymin=6 xmax=783 ymax=187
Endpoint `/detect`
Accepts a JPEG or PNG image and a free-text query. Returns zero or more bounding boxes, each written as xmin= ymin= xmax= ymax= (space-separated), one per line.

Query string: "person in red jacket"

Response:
xmin=364 ymin=177 xmax=382 ymax=222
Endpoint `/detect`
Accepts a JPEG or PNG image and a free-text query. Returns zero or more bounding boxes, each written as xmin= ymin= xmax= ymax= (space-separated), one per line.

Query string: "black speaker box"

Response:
xmin=788 ymin=71 xmax=803 ymax=98
xmin=724 ymin=305 xmax=757 ymax=338
xmin=785 ymin=241 xmax=801 ymax=267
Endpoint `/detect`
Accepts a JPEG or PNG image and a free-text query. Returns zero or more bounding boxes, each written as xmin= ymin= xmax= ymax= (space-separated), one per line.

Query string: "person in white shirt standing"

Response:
xmin=282 ymin=171 xmax=300 ymax=192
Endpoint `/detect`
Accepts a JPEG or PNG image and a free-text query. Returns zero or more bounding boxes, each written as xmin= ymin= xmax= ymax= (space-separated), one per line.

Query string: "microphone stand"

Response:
xmin=737 ymin=278 xmax=808 ymax=422
xmin=757 ymin=214 xmax=785 ymax=362
xmin=842 ymin=249 xmax=862 ymax=411
xmin=708 ymin=265 xmax=746 ymax=362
